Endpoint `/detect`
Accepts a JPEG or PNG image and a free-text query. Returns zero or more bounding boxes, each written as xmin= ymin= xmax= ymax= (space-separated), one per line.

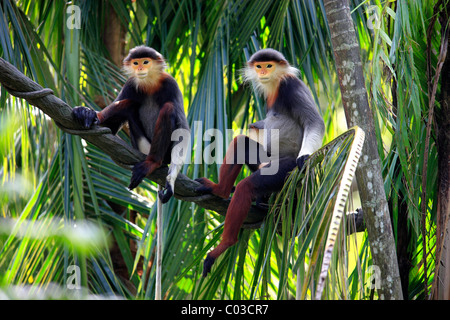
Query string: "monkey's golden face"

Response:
xmin=253 ymin=61 xmax=276 ymax=83
xmin=128 ymin=58 xmax=153 ymax=79
xmin=123 ymin=56 xmax=167 ymax=91
xmin=241 ymin=60 xmax=299 ymax=99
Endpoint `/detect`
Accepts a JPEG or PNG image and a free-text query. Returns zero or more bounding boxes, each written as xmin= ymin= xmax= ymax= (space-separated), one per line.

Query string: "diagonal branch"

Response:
xmin=0 ymin=58 xmax=267 ymax=227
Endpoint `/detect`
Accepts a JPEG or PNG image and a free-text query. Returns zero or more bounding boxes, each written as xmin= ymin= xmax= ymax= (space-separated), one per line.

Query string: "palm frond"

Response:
xmin=2 ymin=0 xmax=442 ymax=300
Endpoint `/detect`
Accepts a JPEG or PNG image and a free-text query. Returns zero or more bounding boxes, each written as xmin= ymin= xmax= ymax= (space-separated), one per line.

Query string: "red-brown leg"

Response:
xmin=203 ymin=176 xmax=254 ymax=276
xmin=196 ymin=135 xmax=262 ymax=199
xmin=202 ymin=157 xmax=297 ymax=277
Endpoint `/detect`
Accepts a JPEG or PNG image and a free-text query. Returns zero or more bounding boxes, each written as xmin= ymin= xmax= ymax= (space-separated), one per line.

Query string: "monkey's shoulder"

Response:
xmin=278 ymin=75 xmax=306 ymax=94
xmin=276 ymin=76 xmax=315 ymax=110
xmin=153 ymin=74 xmax=183 ymax=105
xmin=117 ymin=79 xmax=142 ymax=99
xmin=118 ymin=75 xmax=182 ymax=107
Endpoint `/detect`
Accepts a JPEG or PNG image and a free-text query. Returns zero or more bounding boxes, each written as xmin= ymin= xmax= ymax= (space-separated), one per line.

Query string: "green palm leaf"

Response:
xmin=2 ymin=0 xmax=442 ymax=300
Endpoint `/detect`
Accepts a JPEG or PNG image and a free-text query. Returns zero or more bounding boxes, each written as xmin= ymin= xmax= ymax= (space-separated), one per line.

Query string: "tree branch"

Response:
xmin=0 ymin=58 xmax=267 ymax=228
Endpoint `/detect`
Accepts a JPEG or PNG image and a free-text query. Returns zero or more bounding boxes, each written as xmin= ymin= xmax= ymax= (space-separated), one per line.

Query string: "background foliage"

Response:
xmin=0 ymin=0 xmax=445 ymax=300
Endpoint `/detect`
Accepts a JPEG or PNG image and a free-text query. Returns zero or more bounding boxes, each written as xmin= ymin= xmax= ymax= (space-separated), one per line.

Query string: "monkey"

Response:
xmin=72 ymin=45 xmax=190 ymax=203
xmin=196 ymin=48 xmax=325 ymax=277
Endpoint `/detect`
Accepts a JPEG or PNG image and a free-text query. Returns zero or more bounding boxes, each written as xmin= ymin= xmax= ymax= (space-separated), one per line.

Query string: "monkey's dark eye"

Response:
xmin=256 ymin=65 xmax=262 ymax=69
xmin=133 ymin=61 xmax=139 ymax=65
xmin=267 ymin=64 xmax=272 ymax=68
xmin=143 ymin=60 xmax=150 ymax=65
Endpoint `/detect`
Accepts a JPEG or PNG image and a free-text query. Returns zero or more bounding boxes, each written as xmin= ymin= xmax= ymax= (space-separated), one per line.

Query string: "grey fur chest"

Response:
xmin=264 ymin=110 xmax=303 ymax=158
xmin=138 ymin=97 xmax=160 ymax=140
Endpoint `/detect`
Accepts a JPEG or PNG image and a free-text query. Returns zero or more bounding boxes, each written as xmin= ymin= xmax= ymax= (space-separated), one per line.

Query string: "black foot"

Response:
xmin=202 ymin=255 xmax=216 ymax=277
xmin=195 ymin=178 xmax=213 ymax=195
xmin=158 ymin=182 xmax=173 ymax=203
xmin=72 ymin=106 xmax=98 ymax=129
xmin=296 ymin=154 xmax=310 ymax=171
xmin=129 ymin=161 xmax=149 ymax=190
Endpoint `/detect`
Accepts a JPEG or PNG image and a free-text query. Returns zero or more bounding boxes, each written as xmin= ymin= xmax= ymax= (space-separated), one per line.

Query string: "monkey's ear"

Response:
xmin=278 ymin=60 xmax=288 ymax=66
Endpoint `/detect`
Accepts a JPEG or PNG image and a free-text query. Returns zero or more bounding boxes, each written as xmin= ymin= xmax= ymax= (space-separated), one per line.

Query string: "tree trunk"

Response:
xmin=102 ymin=2 xmax=126 ymax=67
xmin=433 ymin=1 xmax=450 ymax=300
xmin=323 ymin=0 xmax=403 ymax=299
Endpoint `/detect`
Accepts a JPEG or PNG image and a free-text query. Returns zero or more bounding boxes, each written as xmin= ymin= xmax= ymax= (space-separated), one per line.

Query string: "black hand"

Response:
xmin=72 ymin=106 xmax=99 ymax=129
xmin=296 ymin=154 xmax=309 ymax=170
